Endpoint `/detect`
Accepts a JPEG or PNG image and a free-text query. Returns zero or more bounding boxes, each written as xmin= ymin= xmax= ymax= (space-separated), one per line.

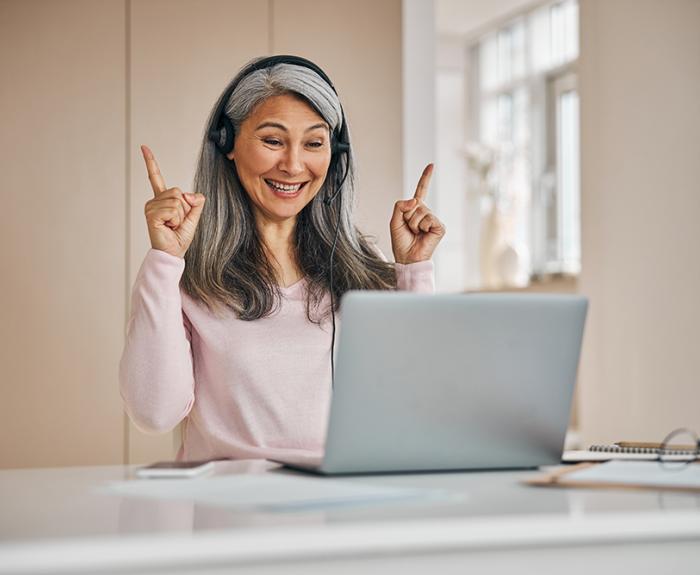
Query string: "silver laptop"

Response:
xmin=274 ymin=292 xmax=588 ymax=475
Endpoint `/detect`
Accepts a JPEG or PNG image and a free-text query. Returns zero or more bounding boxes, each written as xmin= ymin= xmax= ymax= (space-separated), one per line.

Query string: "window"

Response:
xmin=467 ymin=0 xmax=580 ymax=286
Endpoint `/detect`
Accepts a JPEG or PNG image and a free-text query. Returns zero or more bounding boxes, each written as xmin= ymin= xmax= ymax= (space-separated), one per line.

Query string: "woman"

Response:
xmin=119 ymin=55 xmax=446 ymax=462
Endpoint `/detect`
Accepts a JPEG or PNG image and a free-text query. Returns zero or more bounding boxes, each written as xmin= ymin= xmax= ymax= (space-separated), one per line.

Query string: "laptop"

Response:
xmin=273 ymin=292 xmax=588 ymax=475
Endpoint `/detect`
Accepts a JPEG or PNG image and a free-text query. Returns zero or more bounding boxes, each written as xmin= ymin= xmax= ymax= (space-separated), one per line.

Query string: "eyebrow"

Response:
xmin=254 ymin=121 xmax=329 ymax=133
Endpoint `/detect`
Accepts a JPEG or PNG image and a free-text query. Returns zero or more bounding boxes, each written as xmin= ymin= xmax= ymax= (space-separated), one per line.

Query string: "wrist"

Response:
xmin=394 ymin=257 xmax=430 ymax=265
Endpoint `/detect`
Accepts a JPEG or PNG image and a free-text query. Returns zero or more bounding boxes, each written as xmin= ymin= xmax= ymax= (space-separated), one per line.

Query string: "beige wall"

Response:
xmin=1 ymin=0 xmax=403 ymax=468
xmin=1 ymin=0 xmax=126 ymax=468
xmin=577 ymin=0 xmax=700 ymax=445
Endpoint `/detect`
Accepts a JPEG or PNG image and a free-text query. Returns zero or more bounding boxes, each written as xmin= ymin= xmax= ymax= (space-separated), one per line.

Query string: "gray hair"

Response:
xmin=181 ymin=58 xmax=396 ymax=321
xmin=228 ymin=63 xmax=343 ymax=138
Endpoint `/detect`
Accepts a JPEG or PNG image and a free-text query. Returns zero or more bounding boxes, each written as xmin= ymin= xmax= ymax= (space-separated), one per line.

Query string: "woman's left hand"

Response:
xmin=390 ymin=164 xmax=446 ymax=264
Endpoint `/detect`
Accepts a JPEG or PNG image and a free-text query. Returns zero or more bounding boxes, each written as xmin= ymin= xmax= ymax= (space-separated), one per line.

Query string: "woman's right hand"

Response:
xmin=142 ymin=145 xmax=206 ymax=259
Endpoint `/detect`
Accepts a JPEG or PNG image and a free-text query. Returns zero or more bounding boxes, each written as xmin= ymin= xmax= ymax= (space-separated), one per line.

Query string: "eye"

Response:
xmin=263 ymin=138 xmax=282 ymax=146
xmin=307 ymin=141 xmax=325 ymax=149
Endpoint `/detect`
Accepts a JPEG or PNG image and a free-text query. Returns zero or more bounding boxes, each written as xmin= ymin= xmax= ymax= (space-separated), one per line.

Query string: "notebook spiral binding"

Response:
xmin=590 ymin=445 xmax=697 ymax=455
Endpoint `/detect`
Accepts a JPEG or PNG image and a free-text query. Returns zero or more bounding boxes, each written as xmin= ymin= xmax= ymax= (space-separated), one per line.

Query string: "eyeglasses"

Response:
xmin=658 ymin=427 xmax=700 ymax=470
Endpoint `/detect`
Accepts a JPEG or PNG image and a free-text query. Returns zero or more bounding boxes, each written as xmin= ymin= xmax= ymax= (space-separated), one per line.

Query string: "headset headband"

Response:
xmin=208 ymin=55 xmax=347 ymax=156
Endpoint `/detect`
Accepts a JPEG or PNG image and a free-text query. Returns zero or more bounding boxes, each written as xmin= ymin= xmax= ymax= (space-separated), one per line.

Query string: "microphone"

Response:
xmin=333 ymin=142 xmax=350 ymax=154
xmin=324 ymin=141 xmax=350 ymax=205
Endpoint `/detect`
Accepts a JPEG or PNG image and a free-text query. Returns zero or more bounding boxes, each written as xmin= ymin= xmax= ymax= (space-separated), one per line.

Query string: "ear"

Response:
xmin=226 ymin=150 xmax=235 ymax=162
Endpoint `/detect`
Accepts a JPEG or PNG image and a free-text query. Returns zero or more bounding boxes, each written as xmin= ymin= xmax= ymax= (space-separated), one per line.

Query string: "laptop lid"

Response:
xmin=310 ymin=292 xmax=588 ymax=475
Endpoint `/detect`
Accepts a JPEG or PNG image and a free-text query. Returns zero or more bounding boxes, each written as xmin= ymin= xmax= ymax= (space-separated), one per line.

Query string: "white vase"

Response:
xmin=479 ymin=203 xmax=506 ymax=289
xmin=496 ymin=242 xmax=531 ymax=288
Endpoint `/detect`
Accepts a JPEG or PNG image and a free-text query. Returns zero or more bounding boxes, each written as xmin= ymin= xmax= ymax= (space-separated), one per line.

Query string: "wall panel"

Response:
xmin=127 ymin=0 xmax=270 ymax=464
xmin=0 ymin=0 xmax=126 ymax=468
xmin=578 ymin=0 xmax=700 ymax=445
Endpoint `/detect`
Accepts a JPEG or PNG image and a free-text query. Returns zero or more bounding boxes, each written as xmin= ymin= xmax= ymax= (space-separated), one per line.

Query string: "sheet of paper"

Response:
xmin=99 ymin=473 xmax=459 ymax=512
xmin=563 ymin=450 xmax=697 ymax=463
xmin=567 ymin=460 xmax=700 ymax=489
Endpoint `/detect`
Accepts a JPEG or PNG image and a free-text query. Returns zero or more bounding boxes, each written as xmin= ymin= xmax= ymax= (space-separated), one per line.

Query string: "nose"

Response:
xmin=278 ymin=145 xmax=305 ymax=177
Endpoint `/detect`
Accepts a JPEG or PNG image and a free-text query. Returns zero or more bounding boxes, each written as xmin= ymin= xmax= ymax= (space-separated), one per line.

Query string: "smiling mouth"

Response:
xmin=265 ymin=179 xmax=308 ymax=195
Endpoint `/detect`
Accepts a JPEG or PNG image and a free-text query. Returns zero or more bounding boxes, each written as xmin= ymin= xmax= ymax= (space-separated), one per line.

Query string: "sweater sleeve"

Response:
xmin=368 ymin=241 xmax=435 ymax=294
xmin=395 ymin=260 xmax=435 ymax=293
xmin=118 ymin=249 xmax=195 ymax=434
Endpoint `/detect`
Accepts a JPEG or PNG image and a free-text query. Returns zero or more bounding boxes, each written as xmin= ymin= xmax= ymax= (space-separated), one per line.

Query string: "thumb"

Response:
xmin=390 ymin=198 xmax=416 ymax=229
xmin=184 ymin=192 xmax=205 ymax=206
xmin=397 ymin=198 xmax=417 ymax=212
xmin=183 ymin=193 xmax=206 ymax=226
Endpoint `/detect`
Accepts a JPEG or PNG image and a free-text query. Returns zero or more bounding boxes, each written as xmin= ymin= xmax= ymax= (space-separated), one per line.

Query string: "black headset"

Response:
xmin=207 ymin=55 xmax=350 ymax=206
xmin=208 ymin=55 xmax=348 ymax=385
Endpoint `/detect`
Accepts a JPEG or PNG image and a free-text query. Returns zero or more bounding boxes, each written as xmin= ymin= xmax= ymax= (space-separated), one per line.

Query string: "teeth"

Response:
xmin=266 ymin=179 xmax=303 ymax=192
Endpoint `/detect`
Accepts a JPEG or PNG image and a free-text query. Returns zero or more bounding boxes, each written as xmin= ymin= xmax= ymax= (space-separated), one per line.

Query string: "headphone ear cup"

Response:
xmin=220 ymin=116 xmax=235 ymax=156
xmin=209 ymin=115 xmax=236 ymax=156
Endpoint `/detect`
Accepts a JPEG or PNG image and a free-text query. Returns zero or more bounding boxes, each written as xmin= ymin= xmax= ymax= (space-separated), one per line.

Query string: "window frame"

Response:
xmin=467 ymin=0 xmax=580 ymax=283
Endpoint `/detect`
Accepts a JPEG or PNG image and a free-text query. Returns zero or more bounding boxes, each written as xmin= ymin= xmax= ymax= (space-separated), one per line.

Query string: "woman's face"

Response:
xmin=228 ymin=93 xmax=332 ymax=225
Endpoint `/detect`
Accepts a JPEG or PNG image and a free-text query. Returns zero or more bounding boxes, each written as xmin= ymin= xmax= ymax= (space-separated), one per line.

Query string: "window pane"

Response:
xmin=530 ymin=6 xmax=551 ymax=73
xmin=565 ymin=0 xmax=579 ymax=61
xmin=480 ymin=34 xmax=498 ymax=91
xmin=497 ymin=92 xmax=513 ymax=142
xmin=558 ymin=89 xmax=580 ymax=273
xmin=530 ymin=0 xmax=579 ymax=72
xmin=481 ymin=97 xmax=498 ymax=144
xmin=498 ymin=29 xmax=512 ymax=85
xmin=550 ymin=2 xmax=565 ymax=66
xmin=513 ymin=87 xmax=529 ymax=147
xmin=511 ymin=20 xmax=526 ymax=79
xmin=512 ymin=87 xmax=532 ymax=250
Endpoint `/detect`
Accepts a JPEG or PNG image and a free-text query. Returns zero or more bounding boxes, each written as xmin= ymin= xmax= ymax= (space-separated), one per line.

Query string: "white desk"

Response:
xmin=1 ymin=460 xmax=699 ymax=574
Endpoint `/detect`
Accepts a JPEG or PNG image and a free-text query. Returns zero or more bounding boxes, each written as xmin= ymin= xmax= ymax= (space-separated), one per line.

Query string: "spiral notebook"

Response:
xmin=563 ymin=442 xmax=699 ymax=463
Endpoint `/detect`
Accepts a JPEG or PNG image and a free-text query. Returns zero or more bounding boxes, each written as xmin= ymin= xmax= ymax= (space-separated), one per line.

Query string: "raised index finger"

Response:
xmin=141 ymin=144 xmax=166 ymax=196
xmin=413 ymin=163 xmax=434 ymax=202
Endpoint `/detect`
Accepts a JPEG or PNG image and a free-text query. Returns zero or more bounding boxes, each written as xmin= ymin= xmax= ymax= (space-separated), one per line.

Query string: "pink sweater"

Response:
xmin=119 ymin=248 xmax=434 ymax=462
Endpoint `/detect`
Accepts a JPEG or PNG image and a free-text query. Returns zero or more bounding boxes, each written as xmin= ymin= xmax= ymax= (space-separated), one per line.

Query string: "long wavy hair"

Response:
xmin=181 ymin=59 xmax=397 ymax=322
